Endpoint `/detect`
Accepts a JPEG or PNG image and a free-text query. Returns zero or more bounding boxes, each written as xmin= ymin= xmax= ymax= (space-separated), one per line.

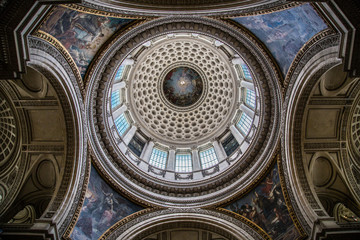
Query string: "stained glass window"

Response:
xmin=245 ymin=89 xmax=256 ymax=109
xmin=221 ymin=134 xmax=239 ymax=156
xmin=175 ymin=153 xmax=192 ymax=172
xmin=149 ymin=148 xmax=168 ymax=169
xmin=114 ymin=113 xmax=129 ymax=136
xmin=237 ymin=112 xmax=252 ymax=135
xmin=199 ymin=147 xmax=218 ymax=169
xmin=111 ymin=90 xmax=121 ymax=109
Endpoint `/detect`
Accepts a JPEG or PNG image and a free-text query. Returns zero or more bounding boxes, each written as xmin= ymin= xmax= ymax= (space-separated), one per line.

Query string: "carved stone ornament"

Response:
xmin=100 ymin=208 xmax=268 ymax=240
xmin=334 ymin=203 xmax=360 ymax=223
xmin=86 ymin=16 xmax=282 ymax=208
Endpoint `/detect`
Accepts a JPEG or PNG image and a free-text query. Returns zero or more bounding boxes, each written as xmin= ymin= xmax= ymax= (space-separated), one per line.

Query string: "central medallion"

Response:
xmin=163 ymin=67 xmax=203 ymax=107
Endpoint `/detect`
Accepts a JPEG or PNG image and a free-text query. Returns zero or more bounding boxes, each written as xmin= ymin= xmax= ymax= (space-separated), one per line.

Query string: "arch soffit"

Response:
xmin=27 ymin=36 xmax=89 ymax=236
xmin=282 ymin=32 xmax=341 ymax=232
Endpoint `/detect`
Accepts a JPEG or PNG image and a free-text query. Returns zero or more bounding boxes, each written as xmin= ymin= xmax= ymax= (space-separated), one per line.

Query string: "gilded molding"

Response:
xmin=216 ymin=144 xmax=280 ymax=208
xmin=215 ymin=208 xmax=271 ymax=240
xmin=90 ymin=149 xmax=154 ymax=208
xmin=100 ymin=208 xmax=266 ymax=240
xmin=62 ymin=149 xmax=92 ymax=240
xmin=277 ymin=154 xmax=307 ymax=239
xmin=214 ymin=2 xmax=300 ymax=18
xmin=220 ymin=18 xmax=284 ymax=91
xmin=32 ymin=30 xmax=85 ymax=98
xmin=99 ymin=208 xmax=161 ymax=240
xmin=62 ymin=4 xmax=146 ymax=19
xmin=86 ymin=16 xmax=282 ymax=207
xmin=83 ymin=18 xmax=152 ymax=90
xmin=284 ymin=28 xmax=335 ymax=92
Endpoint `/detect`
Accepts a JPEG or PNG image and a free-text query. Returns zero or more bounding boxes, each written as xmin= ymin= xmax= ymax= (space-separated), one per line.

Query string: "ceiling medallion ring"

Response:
xmin=86 ymin=17 xmax=282 ymax=207
xmin=128 ymin=36 xmax=236 ymax=146
xmin=159 ymin=62 xmax=208 ymax=112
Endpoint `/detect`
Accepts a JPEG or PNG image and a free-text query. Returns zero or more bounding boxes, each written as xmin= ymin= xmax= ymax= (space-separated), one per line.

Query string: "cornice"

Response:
xmin=281 ymin=33 xmax=341 ymax=234
xmin=101 ymin=208 xmax=266 ymax=240
xmin=86 ymin=16 xmax=282 ymax=207
xmin=32 ymin=30 xmax=85 ymax=98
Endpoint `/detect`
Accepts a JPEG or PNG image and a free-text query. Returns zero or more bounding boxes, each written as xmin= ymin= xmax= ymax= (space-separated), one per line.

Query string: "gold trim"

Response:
xmin=32 ymin=30 xmax=85 ymax=97
xmin=215 ymin=142 xmax=280 ymax=208
xmin=99 ymin=208 xmax=161 ymax=240
xmin=62 ymin=4 xmax=146 ymax=19
xmin=62 ymin=148 xmax=92 ymax=239
xmin=90 ymin=150 xmax=155 ymax=208
xmin=283 ymin=28 xmax=335 ymax=92
xmin=214 ymin=2 xmax=300 ymax=19
xmin=32 ymin=6 xmax=55 ymax=34
xmin=310 ymin=3 xmax=332 ymax=31
xmin=217 ymin=153 xmax=307 ymax=239
xmin=215 ymin=208 xmax=272 ymax=240
xmin=277 ymin=154 xmax=308 ymax=239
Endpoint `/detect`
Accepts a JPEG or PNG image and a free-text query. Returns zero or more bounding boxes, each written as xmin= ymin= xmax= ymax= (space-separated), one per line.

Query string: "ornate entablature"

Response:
xmin=86 ymin=16 xmax=282 ymax=208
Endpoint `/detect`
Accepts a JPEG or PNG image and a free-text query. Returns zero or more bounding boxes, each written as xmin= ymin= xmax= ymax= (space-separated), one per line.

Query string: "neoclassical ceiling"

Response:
xmin=0 ymin=1 xmax=360 ymax=240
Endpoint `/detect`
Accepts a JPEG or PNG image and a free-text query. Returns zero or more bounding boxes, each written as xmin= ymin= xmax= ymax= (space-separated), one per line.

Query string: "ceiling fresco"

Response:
xmin=31 ymin=3 xmax=328 ymax=239
xmin=71 ymin=165 xmax=143 ymax=240
xmin=223 ymin=163 xmax=301 ymax=240
xmin=233 ymin=3 xmax=328 ymax=76
xmin=162 ymin=66 xmax=204 ymax=107
xmin=39 ymin=6 xmax=134 ymax=77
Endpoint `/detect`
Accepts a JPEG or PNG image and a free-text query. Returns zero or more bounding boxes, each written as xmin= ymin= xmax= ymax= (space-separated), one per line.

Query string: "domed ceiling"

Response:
xmin=32 ymin=2 xmax=329 ymax=240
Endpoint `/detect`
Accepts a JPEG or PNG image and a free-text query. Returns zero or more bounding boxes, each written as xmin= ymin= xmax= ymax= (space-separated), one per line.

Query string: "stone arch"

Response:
xmin=282 ymin=31 xmax=360 ymax=236
xmin=0 ymin=36 xmax=89 ymax=238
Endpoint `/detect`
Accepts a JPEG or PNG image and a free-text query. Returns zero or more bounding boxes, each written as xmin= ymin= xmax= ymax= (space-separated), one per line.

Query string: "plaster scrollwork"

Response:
xmin=334 ymin=203 xmax=360 ymax=223
xmin=86 ymin=16 xmax=282 ymax=208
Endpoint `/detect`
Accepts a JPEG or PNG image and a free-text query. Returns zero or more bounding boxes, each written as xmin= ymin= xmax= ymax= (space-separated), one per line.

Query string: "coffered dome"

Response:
xmin=87 ymin=17 xmax=282 ymax=207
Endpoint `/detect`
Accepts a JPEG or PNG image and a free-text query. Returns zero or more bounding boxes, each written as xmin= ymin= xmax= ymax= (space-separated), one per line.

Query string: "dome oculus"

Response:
xmin=162 ymin=66 xmax=203 ymax=107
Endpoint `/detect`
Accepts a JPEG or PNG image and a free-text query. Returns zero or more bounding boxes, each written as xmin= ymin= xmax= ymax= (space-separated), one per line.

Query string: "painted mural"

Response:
xmin=163 ymin=67 xmax=203 ymax=107
xmin=40 ymin=6 xmax=133 ymax=77
xmin=224 ymin=164 xmax=300 ymax=240
xmin=233 ymin=3 xmax=327 ymax=76
xmin=71 ymin=165 xmax=143 ymax=240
